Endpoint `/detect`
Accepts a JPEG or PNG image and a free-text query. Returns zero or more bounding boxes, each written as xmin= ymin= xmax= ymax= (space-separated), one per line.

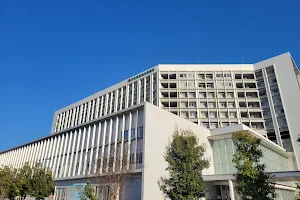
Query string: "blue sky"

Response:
xmin=0 ymin=0 xmax=299 ymax=151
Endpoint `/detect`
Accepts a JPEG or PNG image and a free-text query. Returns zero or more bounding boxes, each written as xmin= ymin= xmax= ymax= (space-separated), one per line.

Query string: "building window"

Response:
xmin=189 ymin=102 xmax=196 ymax=108
xmin=208 ymin=102 xmax=216 ymax=108
xmin=207 ymin=83 xmax=214 ymax=88
xmin=124 ymin=130 xmax=129 ymax=141
xmin=131 ymin=128 xmax=136 ymax=139
xmin=207 ymin=92 xmax=215 ymax=98
xmin=198 ymin=83 xmax=206 ymax=88
xmin=200 ymin=112 xmax=208 ymax=118
xmin=200 ymin=102 xmax=207 ymax=108
xmin=199 ymin=92 xmax=206 ymax=98
xmin=198 ymin=74 xmax=205 ymax=79
xmin=130 ymin=153 xmax=134 ymax=163
xmin=180 ymin=74 xmax=186 ymax=78
xmin=137 ymin=127 xmax=143 ymax=138
xmin=206 ymin=74 xmax=213 ymax=79
xmin=136 ymin=152 xmax=143 ymax=164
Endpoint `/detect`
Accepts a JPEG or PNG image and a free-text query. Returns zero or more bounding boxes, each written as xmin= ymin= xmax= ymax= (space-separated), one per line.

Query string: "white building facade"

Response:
xmin=51 ymin=52 xmax=300 ymax=168
xmin=0 ymin=103 xmax=298 ymax=200
xmin=1 ymin=52 xmax=300 ymax=199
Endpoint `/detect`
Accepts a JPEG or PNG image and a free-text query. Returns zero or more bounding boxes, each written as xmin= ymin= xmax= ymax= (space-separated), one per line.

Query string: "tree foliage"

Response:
xmin=158 ymin=128 xmax=209 ymax=200
xmin=80 ymin=180 xmax=97 ymax=200
xmin=0 ymin=166 xmax=15 ymax=200
xmin=232 ymin=131 xmax=276 ymax=200
xmin=29 ymin=163 xmax=55 ymax=200
xmin=0 ymin=163 xmax=55 ymax=200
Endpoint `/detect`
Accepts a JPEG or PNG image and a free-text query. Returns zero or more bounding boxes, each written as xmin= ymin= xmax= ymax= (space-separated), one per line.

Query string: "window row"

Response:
xmin=55 ymin=75 xmax=157 ymax=132
xmin=161 ymin=72 xmax=255 ymax=80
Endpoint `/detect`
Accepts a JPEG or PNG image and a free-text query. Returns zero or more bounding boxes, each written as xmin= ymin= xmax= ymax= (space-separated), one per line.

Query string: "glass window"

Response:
xmin=137 ymin=127 xmax=143 ymax=138
xmin=207 ymin=83 xmax=214 ymax=88
xmin=124 ymin=130 xmax=129 ymax=141
xmin=136 ymin=152 xmax=143 ymax=164
xmin=131 ymin=128 xmax=136 ymax=139
xmin=199 ymin=92 xmax=206 ymax=98
xmin=179 ymin=74 xmax=186 ymax=78
xmin=189 ymin=102 xmax=196 ymax=107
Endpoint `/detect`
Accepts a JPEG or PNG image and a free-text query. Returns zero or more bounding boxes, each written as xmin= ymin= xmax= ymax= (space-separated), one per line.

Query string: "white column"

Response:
xmin=83 ymin=126 xmax=92 ymax=175
xmin=73 ymin=107 xmax=78 ymax=127
xmin=78 ymin=127 xmax=87 ymax=176
xmin=126 ymin=113 xmax=132 ymax=169
xmin=93 ymin=122 xmax=102 ymax=174
xmin=120 ymin=87 xmax=124 ymax=110
xmin=1 ymin=153 xmax=5 ymax=166
xmin=78 ymin=105 xmax=84 ymax=125
xmin=88 ymin=124 xmax=96 ymax=174
xmin=112 ymin=117 xmax=119 ymax=172
xmin=13 ymin=149 xmax=20 ymax=168
xmin=66 ymin=131 xmax=75 ymax=177
xmin=59 ymin=133 xmax=69 ymax=178
xmin=82 ymin=103 xmax=87 ymax=123
xmin=143 ymin=78 xmax=146 ymax=102
xmin=61 ymin=112 xmax=66 ymax=130
xmin=228 ymin=180 xmax=235 ymax=200
xmin=68 ymin=131 xmax=76 ymax=177
xmin=120 ymin=115 xmax=125 ymax=170
xmin=86 ymin=101 xmax=92 ymax=121
xmin=90 ymin=100 xmax=95 ymax=120
xmin=104 ymin=94 xmax=109 ymax=116
xmin=55 ymin=135 xmax=65 ymax=178
xmin=32 ymin=142 xmax=40 ymax=166
xmin=25 ymin=145 xmax=33 ymax=165
xmin=37 ymin=141 xmax=45 ymax=164
xmin=42 ymin=139 xmax=50 ymax=167
xmin=30 ymin=143 xmax=38 ymax=167
xmin=95 ymin=97 xmax=100 ymax=119
xmin=106 ymin=118 xmax=113 ymax=170
xmin=99 ymin=120 xmax=107 ymax=173
xmin=46 ymin=138 xmax=55 ymax=168
xmin=17 ymin=147 xmax=24 ymax=168
xmin=51 ymin=136 xmax=60 ymax=173
xmin=72 ymin=129 xmax=82 ymax=176
xmin=57 ymin=114 xmax=63 ymax=132
xmin=99 ymin=96 xmax=104 ymax=117
xmin=150 ymin=74 xmax=153 ymax=103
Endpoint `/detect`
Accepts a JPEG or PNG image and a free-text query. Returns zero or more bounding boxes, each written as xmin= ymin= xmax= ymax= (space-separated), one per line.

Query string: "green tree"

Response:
xmin=158 ymin=128 xmax=209 ymax=200
xmin=0 ymin=166 xmax=15 ymax=200
xmin=80 ymin=180 xmax=97 ymax=200
xmin=29 ymin=163 xmax=55 ymax=200
xmin=232 ymin=131 xmax=276 ymax=200
xmin=17 ymin=163 xmax=33 ymax=199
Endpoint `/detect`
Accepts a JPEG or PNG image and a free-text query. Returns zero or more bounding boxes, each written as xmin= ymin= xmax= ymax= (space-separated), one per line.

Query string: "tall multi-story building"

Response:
xmin=51 ymin=52 xmax=300 ymax=168
xmin=1 ymin=52 xmax=300 ymax=200
xmin=0 ymin=103 xmax=298 ymax=200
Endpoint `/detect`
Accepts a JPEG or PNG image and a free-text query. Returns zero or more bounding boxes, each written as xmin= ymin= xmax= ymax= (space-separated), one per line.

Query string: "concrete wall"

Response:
xmin=254 ymin=52 xmax=300 ymax=169
xmin=142 ymin=103 xmax=213 ymax=200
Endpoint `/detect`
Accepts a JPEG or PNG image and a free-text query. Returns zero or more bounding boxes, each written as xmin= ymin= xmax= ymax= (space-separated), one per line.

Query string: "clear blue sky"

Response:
xmin=0 ymin=0 xmax=299 ymax=151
